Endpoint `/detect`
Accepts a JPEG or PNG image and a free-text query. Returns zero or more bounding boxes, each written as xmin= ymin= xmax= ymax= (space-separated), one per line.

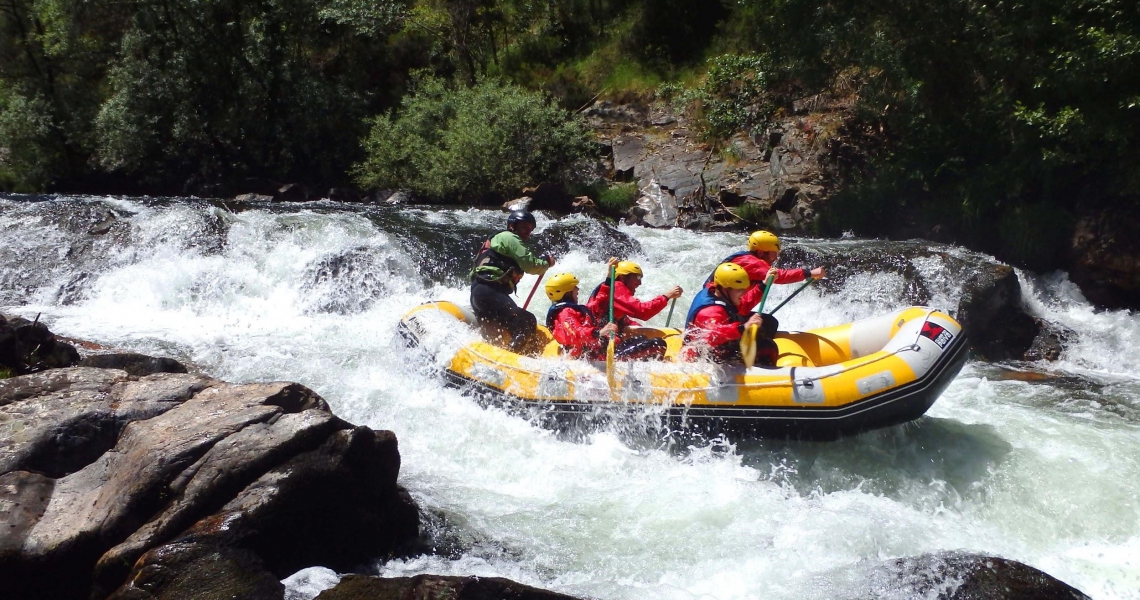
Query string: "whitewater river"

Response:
xmin=1 ymin=195 xmax=1138 ymax=599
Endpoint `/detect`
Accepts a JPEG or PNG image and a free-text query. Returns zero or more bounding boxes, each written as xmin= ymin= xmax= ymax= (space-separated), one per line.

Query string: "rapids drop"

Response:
xmin=2 ymin=195 xmax=1137 ymax=599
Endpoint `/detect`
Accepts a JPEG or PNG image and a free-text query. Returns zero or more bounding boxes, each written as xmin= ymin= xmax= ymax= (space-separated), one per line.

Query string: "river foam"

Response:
xmin=2 ymin=195 xmax=1137 ymax=599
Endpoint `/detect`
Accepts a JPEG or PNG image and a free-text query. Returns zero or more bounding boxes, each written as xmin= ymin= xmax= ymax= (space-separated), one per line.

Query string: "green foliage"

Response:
xmin=596 ymin=182 xmax=638 ymax=213
xmin=354 ymin=77 xmax=593 ymax=201
xmin=0 ymin=86 xmax=57 ymax=190
xmin=733 ymin=200 xmax=766 ymax=225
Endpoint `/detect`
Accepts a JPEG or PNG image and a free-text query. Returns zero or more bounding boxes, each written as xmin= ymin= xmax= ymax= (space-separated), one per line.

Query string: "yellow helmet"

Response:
xmin=614 ymin=261 xmax=643 ymax=277
xmin=714 ymin=262 xmax=750 ymax=290
xmin=748 ymin=230 xmax=781 ymax=253
xmin=545 ymin=273 xmax=580 ymax=302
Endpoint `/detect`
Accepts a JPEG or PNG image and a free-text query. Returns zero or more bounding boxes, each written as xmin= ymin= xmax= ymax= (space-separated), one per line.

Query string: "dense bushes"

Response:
xmin=354 ymin=77 xmax=593 ymax=201
xmin=1 ymin=0 xmax=1137 ymax=262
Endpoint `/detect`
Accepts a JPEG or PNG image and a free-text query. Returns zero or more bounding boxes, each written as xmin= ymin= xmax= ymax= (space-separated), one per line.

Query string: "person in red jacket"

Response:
xmin=710 ymin=230 xmax=825 ymax=294
xmin=546 ymin=270 xmax=667 ymax=361
xmin=683 ymin=262 xmax=777 ymax=365
xmin=586 ymin=260 xmax=683 ymax=327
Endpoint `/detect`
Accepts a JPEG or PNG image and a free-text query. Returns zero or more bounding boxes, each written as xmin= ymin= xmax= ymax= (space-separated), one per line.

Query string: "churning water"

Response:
xmin=2 ymin=195 xmax=1137 ymax=599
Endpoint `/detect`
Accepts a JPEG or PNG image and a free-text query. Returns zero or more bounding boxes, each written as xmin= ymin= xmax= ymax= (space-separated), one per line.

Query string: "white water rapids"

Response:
xmin=1 ymin=196 xmax=1138 ymax=599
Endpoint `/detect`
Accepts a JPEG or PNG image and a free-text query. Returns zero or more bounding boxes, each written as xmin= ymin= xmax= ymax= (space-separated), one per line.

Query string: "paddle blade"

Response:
xmin=741 ymin=324 xmax=758 ymax=369
xmin=606 ymin=336 xmax=616 ymax=391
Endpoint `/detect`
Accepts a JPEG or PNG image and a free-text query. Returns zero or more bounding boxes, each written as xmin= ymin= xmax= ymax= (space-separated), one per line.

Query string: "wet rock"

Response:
xmin=328 ymin=188 xmax=361 ymax=203
xmin=0 ymin=368 xmax=418 ymax=600
xmin=520 ymin=182 xmax=574 ymax=213
xmin=88 ymin=209 xmax=118 ymax=235
xmin=315 ymin=574 xmax=583 ymax=600
xmin=867 ymin=551 xmax=1090 ymax=599
xmin=1067 ymin=204 xmax=1140 ymax=310
xmin=302 ymin=247 xmax=416 ymax=314
xmin=957 ymin=264 xmax=1040 ymax=361
xmin=275 ymin=183 xmax=311 ymax=203
xmin=537 ymin=218 xmax=642 ymax=263
xmin=234 ymin=193 xmax=275 ymax=203
xmin=385 ymin=190 xmax=413 ymax=205
xmin=570 ymin=195 xmax=600 ymax=218
xmin=633 ymin=178 xmax=678 ymax=228
xmin=504 ymin=195 xmax=533 ymax=211
xmin=106 ymin=542 xmax=284 ymax=600
xmin=80 ymin=353 xmax=189 ymax=377
xmin=1023 ymin=319 xmax=1077 ymax=362
xmin=0 ymin=313 xmax=81 ymax=376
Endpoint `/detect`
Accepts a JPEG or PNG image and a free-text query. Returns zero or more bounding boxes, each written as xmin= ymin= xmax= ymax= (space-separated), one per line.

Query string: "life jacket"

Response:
xmin=470 ymin=233 xmax=522 ymax=284
xmin=702 ymin=250 xmax=753 ymax=285
xmin=545 ymin=301 xmax=595 ymax=329
xmin=683 ymin=285 xmax=749 ymax=337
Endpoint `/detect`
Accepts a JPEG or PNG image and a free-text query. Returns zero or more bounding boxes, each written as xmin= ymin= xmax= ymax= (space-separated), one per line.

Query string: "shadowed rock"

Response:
xmin=315 ymin=574 xmax=583 ymax=600
xmin=80 ymin=353 xmax=189 ymax=377
xmin=866 ymin=551 xmax=1090 ymax=599
xmin=0 ymin=368 xmax=418 ymax=600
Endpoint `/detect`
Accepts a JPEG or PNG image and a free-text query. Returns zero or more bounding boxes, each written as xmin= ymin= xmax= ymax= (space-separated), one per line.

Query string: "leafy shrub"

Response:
xmin=0 ymin=87 xmax=57 ymax=191
xmin=596 ymin=182 xmax=639 ymax=213
xmin=354 ymin=77 xmax=594 ymax=201
xmin=671 ymin=54 xmax=783 ymax=142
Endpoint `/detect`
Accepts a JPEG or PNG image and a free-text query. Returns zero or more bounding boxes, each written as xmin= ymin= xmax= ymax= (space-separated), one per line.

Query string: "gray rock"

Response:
xmin=385 ymin=190 xmax=412 ymax=205
xmin=866 ymin=551 xmax=1089 ymax=599
xmin=0 ymin=368 xmax=417 ymax=600
xmin=611 ymin=135 xmax=646 ymax=179
xmin=234 ymin=193 xmax=275 ymax=203
xmin=275 ymin=183 xmax=311 ymax=203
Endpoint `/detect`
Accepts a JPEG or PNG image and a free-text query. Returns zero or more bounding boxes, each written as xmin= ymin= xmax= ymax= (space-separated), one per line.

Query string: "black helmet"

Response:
xmin=507 ymin=210 xmax=536 ymax=229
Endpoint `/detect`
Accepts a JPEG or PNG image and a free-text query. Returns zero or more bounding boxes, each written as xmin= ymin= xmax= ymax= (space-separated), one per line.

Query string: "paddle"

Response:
xmin=742 ymin=270 xmax=777 ymax=369
xmin=769 ymin=277 xmax=818 ymax=316
xmin=605 ymin=265 xmax=617 ymax=392
xmin=521 ymin=271 xmax=544 ymax=310
xmin=664 ymin=297 xmax=678 ymax=328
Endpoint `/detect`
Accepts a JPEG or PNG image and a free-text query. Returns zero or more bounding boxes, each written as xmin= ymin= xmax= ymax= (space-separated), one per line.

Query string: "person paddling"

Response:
xmin=689 ymin=230 xmax=825 ymax=337
xmin=469 ymin=210 xmax=554 ymax=354
xmin=682 ymin=263 xmax=778 ymax=365
xmin=585 ymin=260 xmax=682 ymax=327
xmin=544 ymin=272 xmax=663 ymax=361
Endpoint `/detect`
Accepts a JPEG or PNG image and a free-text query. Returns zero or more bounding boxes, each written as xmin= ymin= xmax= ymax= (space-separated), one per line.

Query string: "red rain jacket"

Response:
xmin=731 ymin=254 xmax=808 ymax=289
xmin=548 ymin=305 xmax=603 ymax=358
xmin=586 ymin=280 xmax=669 ymax=327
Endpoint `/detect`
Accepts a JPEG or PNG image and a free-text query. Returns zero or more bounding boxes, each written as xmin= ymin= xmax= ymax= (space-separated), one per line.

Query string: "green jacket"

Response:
xmin=470 ymin=231 xmax=550 ymax=291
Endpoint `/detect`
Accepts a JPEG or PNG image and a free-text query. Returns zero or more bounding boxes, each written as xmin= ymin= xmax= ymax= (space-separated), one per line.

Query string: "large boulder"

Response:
xmin=956 ymin=264 xmax=1042 ymax=361
xmin=0 ymin=367 xmax=419 ymax=600
xmin=535 ymin=217 xmax=642 ymax=263
xmin=866 ymin=551 xmax=1090 ymax=599
xmin=314 ymin=574 xmax=584 ymax=600
xmin=1067 ymin=204 xmax=1140 ymax=309
xmin=0 ymin=313 xmax=81 ymax=376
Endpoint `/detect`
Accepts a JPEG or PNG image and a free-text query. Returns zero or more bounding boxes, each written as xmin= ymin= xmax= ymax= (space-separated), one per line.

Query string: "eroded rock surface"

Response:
xmin=0 ymin=367 xmax=418 ymax=600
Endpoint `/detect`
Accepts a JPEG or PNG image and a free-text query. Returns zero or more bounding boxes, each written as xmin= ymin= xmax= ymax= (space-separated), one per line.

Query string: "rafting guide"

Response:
xmin=469 ymin=210 xmax=554 ymax=355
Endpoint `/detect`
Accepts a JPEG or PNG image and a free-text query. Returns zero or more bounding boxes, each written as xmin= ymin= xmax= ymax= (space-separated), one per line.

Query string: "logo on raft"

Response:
xmin=920 ymin=321 xmax=954 ymax=349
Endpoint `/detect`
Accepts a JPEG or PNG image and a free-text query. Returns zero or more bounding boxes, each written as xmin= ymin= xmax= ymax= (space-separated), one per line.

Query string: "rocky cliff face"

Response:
xmin=582 ymin=100 xmax=1140 ymax=311
xmin=587 ymin=99 xmax=844 ymax=233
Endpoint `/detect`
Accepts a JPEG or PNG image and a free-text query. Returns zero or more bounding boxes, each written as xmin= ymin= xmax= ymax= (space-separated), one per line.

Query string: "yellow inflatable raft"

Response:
xmin=398 ymin=301 xmax=968 ymax=439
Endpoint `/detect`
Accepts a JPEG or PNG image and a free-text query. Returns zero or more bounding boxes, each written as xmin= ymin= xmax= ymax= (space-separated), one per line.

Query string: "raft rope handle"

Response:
xmin=435 ymin=309 xmax=944 ymax=396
